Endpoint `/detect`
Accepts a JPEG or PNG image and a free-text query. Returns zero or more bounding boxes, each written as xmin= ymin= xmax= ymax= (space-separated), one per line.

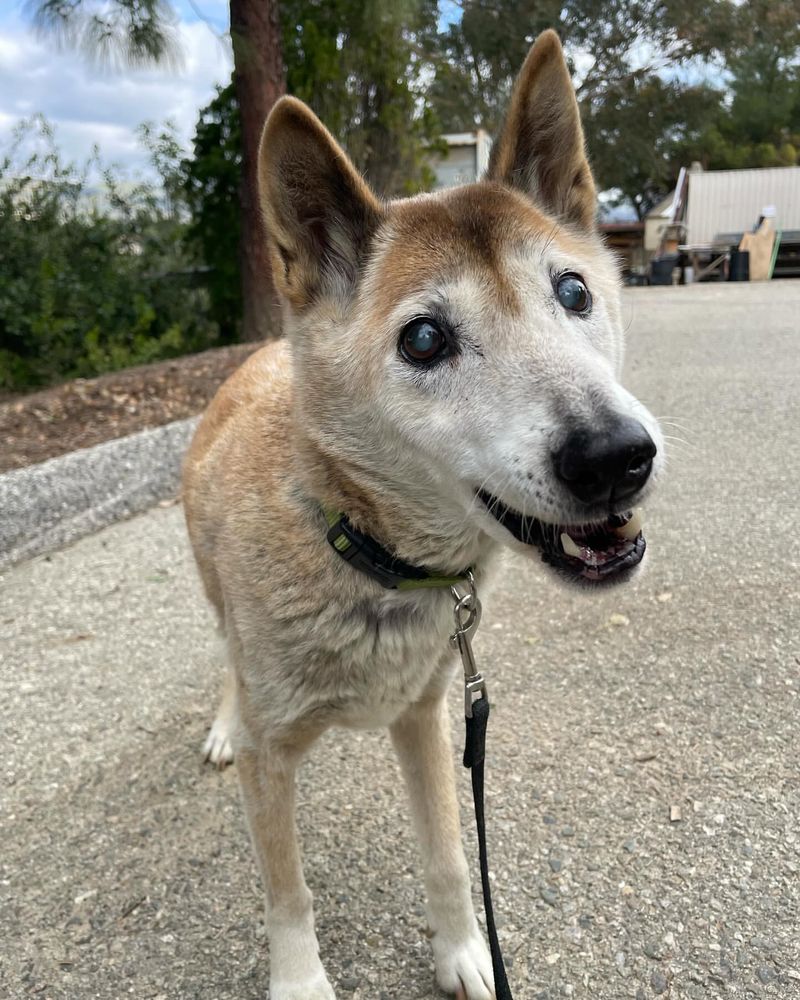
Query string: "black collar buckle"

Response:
xmin=326 ymin=513 xmax=430 ymax=590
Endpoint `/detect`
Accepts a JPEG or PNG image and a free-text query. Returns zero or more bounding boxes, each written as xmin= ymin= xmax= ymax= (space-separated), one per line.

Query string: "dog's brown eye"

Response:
xmin=400 ymin=319 xmax=447 ymax=364
xmin=556 ymin=273 xmax=591 ymax=314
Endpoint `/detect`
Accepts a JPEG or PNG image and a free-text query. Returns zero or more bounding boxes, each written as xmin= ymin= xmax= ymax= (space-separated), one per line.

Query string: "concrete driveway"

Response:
xmin=2 ymin=282 xmax=799 ymax=999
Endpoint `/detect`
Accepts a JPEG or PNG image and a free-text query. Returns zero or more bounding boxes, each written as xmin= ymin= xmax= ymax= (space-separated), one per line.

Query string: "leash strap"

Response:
xmin=451 ymin=577 xmax=514 ymax=1000
xmin=464 ymin=696 xmax=513 ymax=1000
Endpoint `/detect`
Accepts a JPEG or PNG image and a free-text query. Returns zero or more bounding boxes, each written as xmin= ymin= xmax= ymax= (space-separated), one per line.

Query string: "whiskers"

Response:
xmin=468 ymin=469 xmax=542 ymax=545
xmin=465 ymin=470 xmax=512 ymax=522
xmin=631 ymin=398 xmax=695 ymax=463
xmin=656 ymin=416 xmax=696 ymax=462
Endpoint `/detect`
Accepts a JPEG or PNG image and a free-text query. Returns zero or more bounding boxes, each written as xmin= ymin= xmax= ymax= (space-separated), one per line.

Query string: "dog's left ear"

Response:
xmin=486 ymin=30 xmax=596 ymax=230
xmin=259 ymin=96 xmax=384 ymax=310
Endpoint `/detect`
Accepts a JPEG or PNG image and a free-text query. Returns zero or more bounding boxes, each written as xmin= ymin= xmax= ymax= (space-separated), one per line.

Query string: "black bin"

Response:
xmin=728 ymin=249 xmax=749 ymax=281
xmin=650 ymin=254 xmax=679 ymax=286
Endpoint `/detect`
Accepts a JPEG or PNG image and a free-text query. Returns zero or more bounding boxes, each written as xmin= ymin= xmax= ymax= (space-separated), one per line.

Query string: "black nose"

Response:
xmin=554 ymin=418 xmax=656 ymax=505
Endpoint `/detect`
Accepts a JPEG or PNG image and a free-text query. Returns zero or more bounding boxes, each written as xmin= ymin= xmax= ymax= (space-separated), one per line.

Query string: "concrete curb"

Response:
xmin=0 ymin=416 xmax=199 ymax=572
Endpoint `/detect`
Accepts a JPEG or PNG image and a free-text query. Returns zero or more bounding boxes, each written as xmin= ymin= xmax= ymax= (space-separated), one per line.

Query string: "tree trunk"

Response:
xmin=230 ymin=0 xmax=285 ymax=341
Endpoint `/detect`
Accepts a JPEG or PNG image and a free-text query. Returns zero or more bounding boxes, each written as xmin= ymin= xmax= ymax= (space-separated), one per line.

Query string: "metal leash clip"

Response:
xmin=450 ymin=571 xmax=487 ymax=718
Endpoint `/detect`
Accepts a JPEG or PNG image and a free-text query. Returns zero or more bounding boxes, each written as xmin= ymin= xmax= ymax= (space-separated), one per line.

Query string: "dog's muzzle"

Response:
xmin=477 ymin=419 xmax=656 ymax=586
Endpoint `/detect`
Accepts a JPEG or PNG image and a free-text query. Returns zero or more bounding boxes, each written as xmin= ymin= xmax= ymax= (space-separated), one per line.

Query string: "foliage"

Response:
xmin=16 ymin=0 xmax=800 ymax=393
xmin=281 ymin=0 xmax=443 ymax=195
xmin=699 ymin=0 xmax=800 ymax=170
xmin=429 ymin=0 xmax=560 ymax=132
xmin=428 ymin=0 xmax=800 ymax=214
xmin=584 ymin=76 xmax=722 ymax=219
xmin=183 ymin=1 xmax=446 ymax=340
xmin=182 ymin=84 xmax=243 ymax=343
xmin=425 ymin=0 xmax=732 ymax=214
xmin=429 ymin=0 xmax=732 ymax=134
xmin=28 ymin=0 xmax=179 ymax=68
xmin=0 ymin=118 xmax=217 ymax=390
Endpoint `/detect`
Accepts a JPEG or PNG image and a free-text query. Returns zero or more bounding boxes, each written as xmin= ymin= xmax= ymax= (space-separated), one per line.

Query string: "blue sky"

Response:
xmin=0 ymin=0 xmax=233 ymax=177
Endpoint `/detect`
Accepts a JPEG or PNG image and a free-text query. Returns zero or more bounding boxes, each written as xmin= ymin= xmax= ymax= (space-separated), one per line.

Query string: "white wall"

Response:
xmin=430 ymin=131 xmax=492 ymax=189
xmin=686 ymin=167 xmax=800 ymax=244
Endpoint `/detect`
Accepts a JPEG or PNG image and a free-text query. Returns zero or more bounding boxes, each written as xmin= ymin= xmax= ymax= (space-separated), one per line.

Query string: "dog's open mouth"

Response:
xmin=477 ymin=490 xmax=646 ymax=584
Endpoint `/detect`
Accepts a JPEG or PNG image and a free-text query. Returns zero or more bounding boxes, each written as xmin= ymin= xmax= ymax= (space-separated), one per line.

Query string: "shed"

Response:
xmin=599 ymin=222 xmax=646 ymax=273
xmin=684 ymin=165 xmax=800 ymax=244
xmin=430 ymin=131 xmax=492 ymax=189
xmin=644 ymin=190 xmax=677 ymax=254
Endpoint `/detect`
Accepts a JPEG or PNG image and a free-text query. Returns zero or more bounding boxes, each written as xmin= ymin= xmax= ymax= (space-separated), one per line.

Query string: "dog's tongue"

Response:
xmin=559 ymin=508 xmax=643 ymax=568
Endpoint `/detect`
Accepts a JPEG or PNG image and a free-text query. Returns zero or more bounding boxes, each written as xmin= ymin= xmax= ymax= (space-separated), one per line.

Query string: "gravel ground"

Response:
xmin=2 ymin=282 xmax=799 ymax=1000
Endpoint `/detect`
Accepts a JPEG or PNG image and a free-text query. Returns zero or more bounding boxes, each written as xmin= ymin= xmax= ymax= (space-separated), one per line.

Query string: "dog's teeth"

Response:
xmin=561 ymin=532 xmax=583 ymax=558
xmin=613 ymin=507 xmax=643 ymax=540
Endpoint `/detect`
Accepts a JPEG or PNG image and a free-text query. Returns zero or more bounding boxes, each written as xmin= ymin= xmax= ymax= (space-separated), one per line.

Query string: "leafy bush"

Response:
xmin=0 ymin=117 xmax=219 ymax=391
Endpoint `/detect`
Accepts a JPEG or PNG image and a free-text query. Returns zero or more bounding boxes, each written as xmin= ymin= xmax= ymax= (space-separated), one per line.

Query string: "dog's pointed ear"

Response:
xmin=486 ymin=30 xmax=596 ymax=230
xmin=258 ymin=97 xmax=384 ymax=309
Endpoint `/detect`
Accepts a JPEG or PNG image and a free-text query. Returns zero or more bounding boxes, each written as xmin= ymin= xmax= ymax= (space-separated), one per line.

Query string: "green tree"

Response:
xmin=429 ymin=0 xmax=732 ymax=134
xmin=428 ymin=0 xmax=742 ymax=215
xmin=700 ymin=0 xmax=800 ymax=169
xmin=281 ymin=0 xmax=442 ymax=195
xmin=29 ymin=0 xmax=285 ymax=343
xmin=429 ymin=0 xmax=560 ymax=131
xmin=584 ymin=76 xmax=722 ymax=219
xmin=183 ymin=84 xmax=242 ymax=344
xmin=183 ymin=0 xmax=444 ymax=336
xmin=29 ymin=0 xmax=178 ymax=67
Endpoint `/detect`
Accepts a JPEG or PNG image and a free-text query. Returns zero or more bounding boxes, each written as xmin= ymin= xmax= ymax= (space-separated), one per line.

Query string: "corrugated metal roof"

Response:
xmin=686 ymin=167 xmax=800 ymax=244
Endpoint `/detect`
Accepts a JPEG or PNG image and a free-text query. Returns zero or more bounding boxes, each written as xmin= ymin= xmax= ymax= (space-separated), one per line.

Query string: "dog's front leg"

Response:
xmin=391 ymin=696 xmax=494 ymax=1000
xmin=237 ymin=726 xmax=335 ymax=1000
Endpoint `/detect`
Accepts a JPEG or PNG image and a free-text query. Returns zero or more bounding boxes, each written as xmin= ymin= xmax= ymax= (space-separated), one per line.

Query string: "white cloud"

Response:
xmin=0 ymin=10 xmax=232 ymax=178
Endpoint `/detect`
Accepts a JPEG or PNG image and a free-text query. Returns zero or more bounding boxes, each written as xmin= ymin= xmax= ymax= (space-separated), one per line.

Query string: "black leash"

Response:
xmin=464 ymin=698 xmax=513 ymax=999
xmin=451 ymin=577 xmax=514 ymax=1000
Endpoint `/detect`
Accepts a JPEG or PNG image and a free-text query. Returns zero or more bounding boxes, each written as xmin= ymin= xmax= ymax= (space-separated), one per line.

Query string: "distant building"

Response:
xmin=430 ymin=131 xmax=492 ymax=188
xmin=599 ymin=222 xmax=646 ymax=275
xmin=647 ymin=163 xmax=800 ymax=280
xmin=644 ymin=190 xmax=677 ymax=257
xmin=680 ymin=163 xmax=800 ymax=245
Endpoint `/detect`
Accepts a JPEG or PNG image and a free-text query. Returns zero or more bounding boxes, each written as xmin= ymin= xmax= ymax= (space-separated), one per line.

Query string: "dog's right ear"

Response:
xmin=258 ymin=97 xmax=383 ymax=310
xmin=486 ymin=30 xmax=596 ymax=230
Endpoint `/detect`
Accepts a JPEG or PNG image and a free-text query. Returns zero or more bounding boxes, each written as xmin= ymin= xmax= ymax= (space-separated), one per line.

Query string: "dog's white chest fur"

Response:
xmin=332 ymin=590 xmax=458 ymax=728
xmin=245 ymin=586 xmax=459 ymax=732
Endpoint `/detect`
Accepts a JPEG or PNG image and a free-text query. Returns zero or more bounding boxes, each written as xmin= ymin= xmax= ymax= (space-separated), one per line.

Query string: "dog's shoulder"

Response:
xmin=185 ymin=340 xmax=291 ymax=482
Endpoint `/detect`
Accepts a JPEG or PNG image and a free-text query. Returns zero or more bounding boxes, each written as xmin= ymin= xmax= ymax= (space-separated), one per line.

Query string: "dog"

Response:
xmin=182 ymin=28 xmax=663 ymax=1000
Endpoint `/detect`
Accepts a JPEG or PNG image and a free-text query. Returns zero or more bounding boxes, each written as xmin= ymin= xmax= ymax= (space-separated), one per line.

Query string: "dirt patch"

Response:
xmin=0 ymin=343 xmax=262 ymax=473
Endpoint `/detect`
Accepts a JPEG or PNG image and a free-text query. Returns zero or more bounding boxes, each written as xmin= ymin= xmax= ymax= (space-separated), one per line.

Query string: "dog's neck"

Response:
xmin=293 ymin=427 xmax=494 ymax=577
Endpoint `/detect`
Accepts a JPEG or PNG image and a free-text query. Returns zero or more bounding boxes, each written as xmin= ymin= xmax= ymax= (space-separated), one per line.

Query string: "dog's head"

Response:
xmin=258 ymin=30 xmax=664 ymax=587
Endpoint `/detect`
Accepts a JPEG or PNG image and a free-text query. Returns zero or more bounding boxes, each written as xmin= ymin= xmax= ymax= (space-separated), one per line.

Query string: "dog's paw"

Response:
xmin=432 ymin=929 xmax=494 ymax=1000
xmin=202 ymin=718 xmax=234 ymax=768
xmin=269 ymin=971 xmax=336 ymax=1000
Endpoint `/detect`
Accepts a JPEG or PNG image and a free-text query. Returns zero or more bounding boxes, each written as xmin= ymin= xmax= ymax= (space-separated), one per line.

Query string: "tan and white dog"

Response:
xmin=183 ymin=29 xmax=663 ymax=1000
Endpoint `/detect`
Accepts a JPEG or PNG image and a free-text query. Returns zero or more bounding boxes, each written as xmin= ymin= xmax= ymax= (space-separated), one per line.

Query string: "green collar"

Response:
xmin=324 ymin=510 xmax=469 ymax=591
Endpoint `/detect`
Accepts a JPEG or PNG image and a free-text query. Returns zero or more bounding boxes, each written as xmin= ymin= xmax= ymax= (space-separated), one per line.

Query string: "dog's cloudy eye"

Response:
xmin=556 ymin=273 xmax=591 ymax=314
xmin=399 ymin=319 xmax=447 ymax=364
